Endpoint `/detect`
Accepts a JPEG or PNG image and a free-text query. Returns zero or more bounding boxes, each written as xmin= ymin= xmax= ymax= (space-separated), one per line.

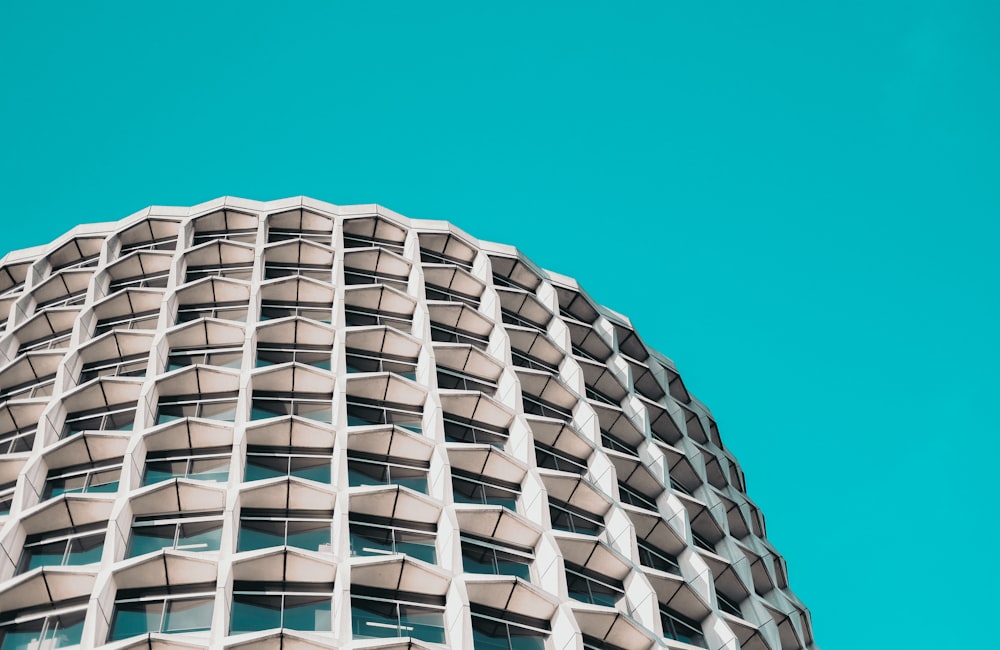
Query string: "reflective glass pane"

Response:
xmin=398 ymin=603 xmax=445 ymax=644
xmin=245 ymin=455 xmax=288 ymax=481
xmin=110 ymin=600 xmax=163 ymax=640
xmin=231 ymin=594 xmax=282 ymax=633
xmin=177 ymin=521 xmax=223 ymax=552
xmin=199 ymin=401 xmax=237 ymax=422
xmin=238 ymin=520 xmax=285 ymax=552
xmin=87 ymin=468 xmax=121 ymax=493
xmin=289 ymin=456 xmax=331 ymax=483
xmin=351 ymin=599 xmax=398 ymax=639
xmin=66 ymin=533 xmax=105 ymax=565
xmin=46 ymin=611 xmax=86 ymax=649
xmin=285 ymin=520 xmax=331 ymax=552
xmin=21 ymin=540 xmax=66 ymax=571
xmin=129 ymin=524 xmax=176 ymax=557
xmin=283 ymin=595 xmax=331 ymax=631
xmin=189 ymin=458 xmax=229 ymax=482
xmin=47 ymin=475 xmax=87 ymax=498
xmin=144 ymin=460 xmax=187 ymax=485
xmin=163 ymin=598 xmax=213 ymax=634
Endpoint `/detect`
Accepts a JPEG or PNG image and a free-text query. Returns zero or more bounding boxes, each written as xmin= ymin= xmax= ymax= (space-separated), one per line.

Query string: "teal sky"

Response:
xmin=2 ymin=3 xmax=997 ymax=648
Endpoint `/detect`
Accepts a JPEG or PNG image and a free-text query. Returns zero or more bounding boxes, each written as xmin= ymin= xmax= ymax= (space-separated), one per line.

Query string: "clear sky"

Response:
xmin=2 ymin=2 xmax=997 ymax=648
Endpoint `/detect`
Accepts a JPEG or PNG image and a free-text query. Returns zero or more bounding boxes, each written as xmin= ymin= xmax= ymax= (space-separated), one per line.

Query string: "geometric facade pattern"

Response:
xmin=0 ymin=196 xmax=816 ymax=650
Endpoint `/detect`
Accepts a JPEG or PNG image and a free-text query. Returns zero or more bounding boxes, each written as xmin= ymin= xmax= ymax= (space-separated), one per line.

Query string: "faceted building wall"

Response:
xmin=0 ymin=197 xmax=816 ymax=650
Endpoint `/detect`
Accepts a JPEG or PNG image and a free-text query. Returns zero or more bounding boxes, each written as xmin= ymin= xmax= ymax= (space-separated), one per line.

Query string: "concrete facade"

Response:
xmin=0 ymin=197 xmax=816 ymax=650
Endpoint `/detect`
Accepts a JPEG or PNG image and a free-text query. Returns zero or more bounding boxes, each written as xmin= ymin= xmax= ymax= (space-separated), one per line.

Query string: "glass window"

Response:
xmin=18 ymin=523 xmax=106 ymax=573
xmin=436 ymin=368 xmax=497 ymax=395
xmin=19 ymin=330 xmax=73 ymax=354
xmin=177 ymin=301 xmax=248 ymax=323
xmin=128 ymin=511 xmax=224 ymax=557
xmin=193 ymin=229 xmax=256 ymax=245
xmin=238 ymin=509 xmax=333 ymax=553
xmin=345 ymin=348 xmax=416 ymax=380
xmin=424 ymin=284 xmax=480 ymax=308
xmin=109 ymin=271 xmax=170 ymax=292
xmin=0 ymin=425 xmax=35 ymax=454
xmin=521 ymin=394 xmax=572 ymax=421
xmin=443 ymin=414 xmax=508 ymax=448
xmin=565 ymin=563 xmax=625 ymax=609
xmin=617 ymin=482 xmax=658 ymax=511
xmin=0 ymin=604 xmax=87 ymax=650
xmin=230 ymin=582 xmax=333 ymax=633
xmin=419 ymin=248 xmax=473 ymax=270
xmin=500 ymin=308 xmax=549 ymax=332
xmin=268 ymin=229 xmax=331 ymax=245
xmin=659 ymin=606 xmax=706 ymax=648
xmin=185 ymin=263 xmax=254 ymax=282
xmin=256 ymin=343 xmax=332 ymax=370
xmin=349 ymin=515 xmax=437 ymax=564
xmin=548 ymin=499 xmax=603 ymax=535
xmin=167 ymin=347 xmax=243 ymax=370
xmin=80 ymin=353 xmax=147 ymax=382
xmin=636 ymin=539 xmax=681 ymax=576
xmin=510 ymin=348 xmax=559 ymax=373
xmin=343 ymin=234 xmax=404 ymax=253
xmin=143 ymin=447 xmax=231 ymax=485
xmin=121 ymin=237 xmax=177 ymax=254
xmin=0 ymin=375 xmax=56 ymax=402
xmin=460 ymin=533 xmax=532 ymax=581
xmin=251 ymin=391 xmax=332 ymax=423
xmin=45 ymin=460 xmax=122 ymax=499
xmin=346 ymin=398 xmax=422 ymax=433
xmin=451 ymin=470 xmax=519 ymax=511
xmin=263 ymin=263 xmax=331 ymax=281
xmin=0 ymin=482 xmax=14 ymax=516
xmin=343 ymin=268 xmax=408 ymax=290
xmin=260 ymin=300 xmax=331 ymax=323
xmin=429 ymin=323 xmax=489 ymax=349
xmin=109 ymin=586 xmax=215 ymax=641
xmin=245 ymin=446 xmax=332 ymax=483
xmin=344 ymin=306 xmax=411 ymax=332
xmin=534 ymin=442 xmax=588 ymax=474
xmin=347 ymin=452 xmax=428 ymax=493
xmin=94 ymin=310 xmax=160 ymax=336
xmin=350 ymin=587 xmax=445 ymax=644
xmin=62 ymin=402 xmax=136 ymax=437
xmin=156 ymin=392 xmax=239 ymax=424
xmin=471 ymin=606 xmax=549 ymax=650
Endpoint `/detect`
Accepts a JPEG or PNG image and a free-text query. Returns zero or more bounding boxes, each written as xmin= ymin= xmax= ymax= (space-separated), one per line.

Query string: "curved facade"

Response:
xmin=0 ymin=197 xmax=815 ymax=650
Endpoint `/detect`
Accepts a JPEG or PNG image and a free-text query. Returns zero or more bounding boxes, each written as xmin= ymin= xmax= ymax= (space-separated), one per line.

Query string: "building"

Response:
xmin=0 ymin=196 xmax=816 ymax=650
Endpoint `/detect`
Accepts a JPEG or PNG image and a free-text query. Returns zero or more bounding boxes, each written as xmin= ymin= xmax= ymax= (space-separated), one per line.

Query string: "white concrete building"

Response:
xmin=0 ymin=197 xmax=816 ymax=650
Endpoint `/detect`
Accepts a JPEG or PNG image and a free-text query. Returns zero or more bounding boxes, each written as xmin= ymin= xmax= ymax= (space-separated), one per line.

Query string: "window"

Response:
xmin=691 ymin=530 xmax=716 ymax=554
xmin=351 ymin=586 xmax=445 ymax=644
xmin=45 ymin=460 xmax=122 ymax=499
xmin=0 ymin=602 xmax=87 ymax=650
xmin=521 ymin=394 xmax=572 ymax=421
xmin=260 ymin=300 xmax=331 ymax=323
xmin=430 ymin=323 xmax=488 ymax=349
xmin=344 ymin=306 xmax=411 ymax=331
xmin=167 ymin=347 xmax=243 ymax=370
xmin=345 ymin=348 xmax=416 ymax=380
xmin=238 ymin=509 xmax=333 ymax=552
xmin=534 ymin=442 xmax=588 ymax=475
xmin=251 ymin=390 xmax=332 ymax=423
xmin=62 ymin=401 xmax=136 ymax=437
xmin=618 ymin=482 xmax=658 ymax=511
xmin=263 ymin=262 xmax=330 ymax=281
xmin=0 ymin=481 xmax=14 ymax=516
xmin=193 ymin=229 xmax=256 ymax=245
xmin=268 ymin=228 xmax=331 ymax=245
xmin=659 ymin=606 xmax=706 ymax=648
xmin=245 ymin=446 xmax=332 ymax=483
xmin=347 ymin=451 xmax=429 ymax=493
xmin=256 ymin=343 xmax=331 ymax=370
xmin=0 ymin=425 xmax=35 ymax=454
xmin=424 ymin=283 xmax=480 ymax=308
xmin=511 ymin=348 xmax=559 ymax=373
xmin=716 ymin=591 xmax=743 ymax=618
xmin=80 ymin=353 xmax=147 ymax=382
xmin=156 ymin=392 xmax=239 ymax=424
xmin=419 ymin=248 xmax=473 ymax=270
xmin=94 ymin=310 xmax=159 ymax=336
xmin=343 ymin=233 xmax=404 ymax=253
xmin=461 ymin=533 xmax=532 ymax=581
xmin=451 ymin=470 xmax=519 ymax=511
xmin=636 ymin=538 xmax=680 ymax=576
xmin=443 ymin=414 xmax=508 ymax=448
xmin=17 ymin=522 xmax=108 ymax=573
xmin=177 ymin=301 xmax=248 ymax=323
xmin=36 ymin=290 xmax=88 ymax=310
xmin=436 ymin=367 xmax=496 ymax=395
xmin=128 ymin=511 xmax=224 ymax=557
xmin=19 ymin=330 xmax=73 ymax=354
xmin=548 ymin=499 xmax=603 ymax=535
xmin=500 ymin=308 xmax=547 ymax=333
xmin=471 ymin=605 xmax=549 ymax=650
xmin=109 ymin=586 xmax=215 ymax=641
xmin=121 ymin=237 xmax=176 ymax=254
xmin=0 ymin=375 xmax=56 ymax=402
xmin=108 ymin=271 xmax=170 ymax=292
xmin=346 ymin=397 xmax=422 ymax=432
xmin=231 ymin=582 xmax=333 ymax=633
xmin=343 ymin=267 xmax=408 ymax=291
xmin=349 ymin=514 xmax=436 ymax=564
xmin=582 ymin=634 xmax=630 ymax=650
xmin=143 ymin=447 xmax=231 ymax=485
xmin=565 ymin=563 xmax=625 ymax=609
xmin=600 ymin=430 xmax=638 ymax=457
xmin=185 ymin=262 xmax=254 ymax=282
